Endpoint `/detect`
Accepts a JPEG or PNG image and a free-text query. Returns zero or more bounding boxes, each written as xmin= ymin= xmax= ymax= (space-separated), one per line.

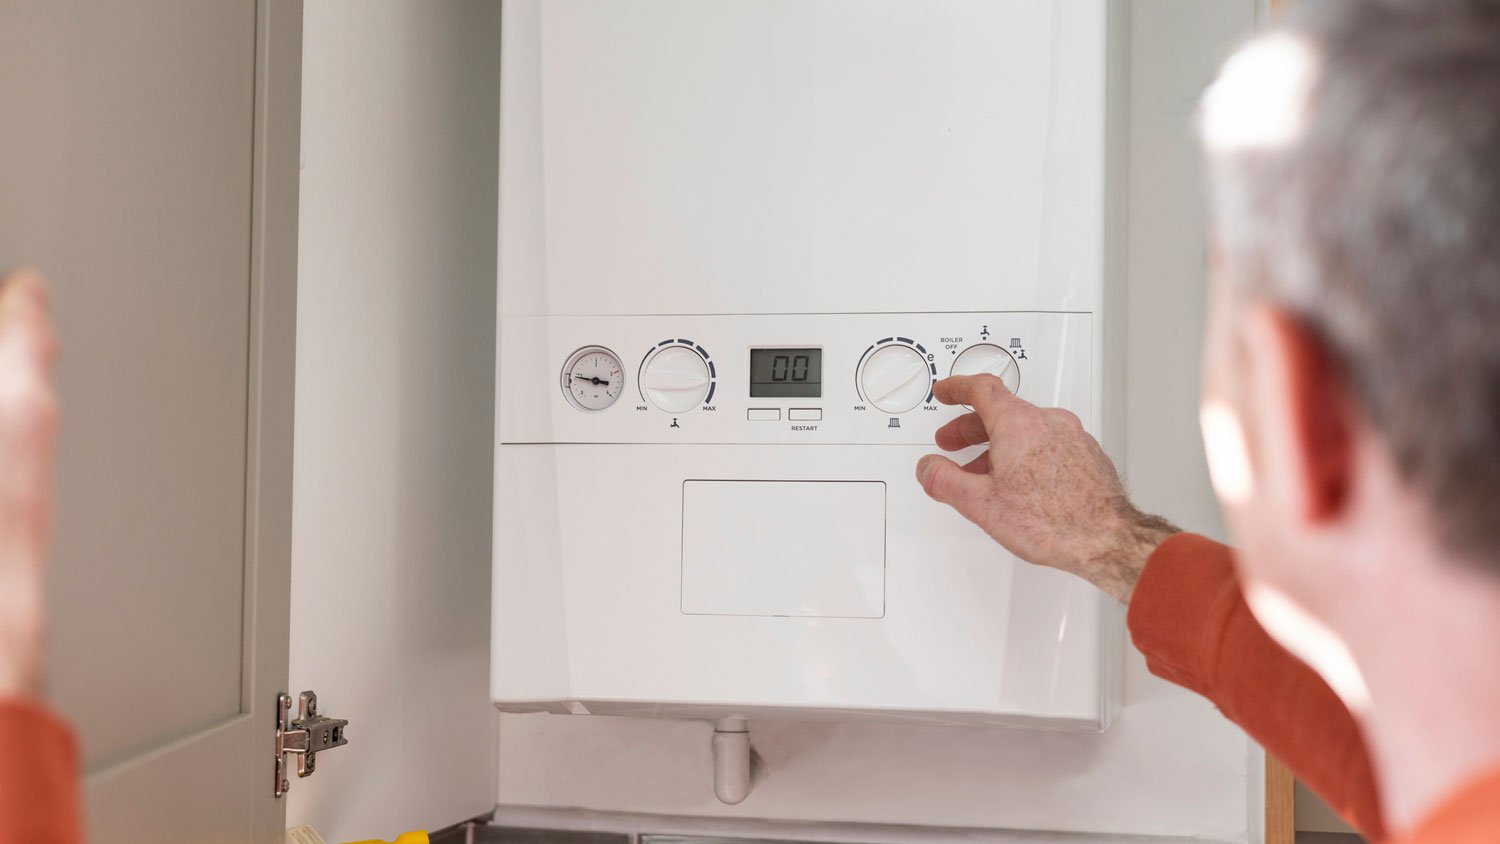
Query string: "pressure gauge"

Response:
xmin=561 ymin=346 xmax=624 ymax=412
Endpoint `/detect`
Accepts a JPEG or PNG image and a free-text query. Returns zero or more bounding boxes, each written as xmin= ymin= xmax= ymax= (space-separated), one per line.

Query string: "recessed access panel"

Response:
xmin=682 ymin=481 xmax=886 ymax=619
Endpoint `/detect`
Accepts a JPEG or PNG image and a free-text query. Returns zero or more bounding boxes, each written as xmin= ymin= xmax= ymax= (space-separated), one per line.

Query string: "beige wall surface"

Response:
xmin=493 ymin=2 xmax=1260 ymax=841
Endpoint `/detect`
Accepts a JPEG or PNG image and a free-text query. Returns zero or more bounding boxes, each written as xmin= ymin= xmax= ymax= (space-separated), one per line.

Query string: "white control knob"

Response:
xmin=859 ymin=344 xmax=932 ymax=414
xmin=642 ymin=346 xmax=711 ymax=413
xmin=950 ymin=343 xmax=1020 ymax=395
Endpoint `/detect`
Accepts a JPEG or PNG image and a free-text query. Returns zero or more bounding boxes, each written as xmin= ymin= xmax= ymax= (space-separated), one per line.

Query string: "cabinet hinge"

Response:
xmin=275 ymin=690 xmax=349 ymax=798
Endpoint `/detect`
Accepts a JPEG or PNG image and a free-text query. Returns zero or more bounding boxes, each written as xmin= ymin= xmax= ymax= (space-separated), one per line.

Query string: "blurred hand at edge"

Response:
xmin=0 ymin=270 xmax=59 ymax=698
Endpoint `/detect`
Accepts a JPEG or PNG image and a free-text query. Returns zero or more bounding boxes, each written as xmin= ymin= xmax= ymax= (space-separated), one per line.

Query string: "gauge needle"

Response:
xmin=574 ymin=375 xmax=611 ymax=386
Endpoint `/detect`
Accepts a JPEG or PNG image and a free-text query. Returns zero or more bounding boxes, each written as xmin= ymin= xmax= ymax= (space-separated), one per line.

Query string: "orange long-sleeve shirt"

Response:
xmin=0 ymin=697 xmax=81 ymax=844
xmin=1131 ymin=533 xmax=1500 ymax=844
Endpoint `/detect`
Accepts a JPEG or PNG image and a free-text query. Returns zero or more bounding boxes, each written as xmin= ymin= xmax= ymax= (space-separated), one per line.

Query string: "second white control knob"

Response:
xmin=949 ymin=343 xmax=1020 ymax=399
xmin=859 ymin=344 xmax=932 ymax=414
xmin=642 ymin=346 xmax=711 ymax=413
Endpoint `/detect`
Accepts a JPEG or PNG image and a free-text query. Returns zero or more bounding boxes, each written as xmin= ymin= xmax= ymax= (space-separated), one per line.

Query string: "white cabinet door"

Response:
xmin=285 ymin=2 xmax=501 ymax=840
xmin=0 ymin=2 xmax=302 ymax=842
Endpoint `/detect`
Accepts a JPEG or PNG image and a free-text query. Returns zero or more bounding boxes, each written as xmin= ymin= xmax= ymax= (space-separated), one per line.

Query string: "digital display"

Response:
xmin=749 ymin=348 xmax=822 ymax=398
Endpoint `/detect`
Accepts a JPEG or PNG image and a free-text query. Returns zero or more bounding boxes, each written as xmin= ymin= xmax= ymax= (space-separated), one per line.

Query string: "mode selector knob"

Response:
xmin=858 ymin=343 xmax=932 ymax=414
xmin=641 ymin=345 xmax=712 ymax=413
xmin=950 ymin=343 xmax=1020 ymax=395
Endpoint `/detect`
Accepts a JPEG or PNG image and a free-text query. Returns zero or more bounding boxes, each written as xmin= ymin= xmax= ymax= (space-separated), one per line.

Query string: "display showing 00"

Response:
xmin=770 ymin=354 xmax=811 ymax=382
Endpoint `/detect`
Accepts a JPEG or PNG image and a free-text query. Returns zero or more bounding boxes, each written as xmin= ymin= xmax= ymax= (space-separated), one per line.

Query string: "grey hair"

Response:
xmin=1200 ymin=0 xmax=1500 ymax=561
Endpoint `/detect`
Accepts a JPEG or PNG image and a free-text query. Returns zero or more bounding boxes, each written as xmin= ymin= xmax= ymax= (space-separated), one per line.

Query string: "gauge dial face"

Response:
xmin=561 ymin=346 xmax=625 ymax=412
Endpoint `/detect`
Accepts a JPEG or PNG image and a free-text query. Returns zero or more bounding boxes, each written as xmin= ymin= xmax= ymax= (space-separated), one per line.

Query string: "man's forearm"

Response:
xmin=1082 ymin=511 xmax=1181 ymax=604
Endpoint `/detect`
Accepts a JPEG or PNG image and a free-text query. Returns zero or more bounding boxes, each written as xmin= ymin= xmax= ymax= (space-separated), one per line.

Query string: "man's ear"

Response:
xmin=1243 ymin=305 xmax=1354 ymax=523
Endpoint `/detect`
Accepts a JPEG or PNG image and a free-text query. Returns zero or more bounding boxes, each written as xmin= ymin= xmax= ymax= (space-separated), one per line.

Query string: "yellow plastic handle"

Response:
xmin=343 ymin=833 xmax=428 ymax=844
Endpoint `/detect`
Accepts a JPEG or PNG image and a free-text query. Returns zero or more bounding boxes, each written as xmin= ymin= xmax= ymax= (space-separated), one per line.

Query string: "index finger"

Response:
xmin=933 ymin=373 xmax=1022 ymax=421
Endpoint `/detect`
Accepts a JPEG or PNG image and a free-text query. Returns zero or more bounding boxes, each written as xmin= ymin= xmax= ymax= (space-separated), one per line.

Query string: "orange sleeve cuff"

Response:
xmin=0 ymin=698 xmax=83 ymax=844
xmin=1126 ymin=532 xmax=1244 ymax=699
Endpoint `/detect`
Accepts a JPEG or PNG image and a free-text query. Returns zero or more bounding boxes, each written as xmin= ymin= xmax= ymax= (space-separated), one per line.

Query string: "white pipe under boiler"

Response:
xmin=711 ymin=717 xmax=753 ymax=805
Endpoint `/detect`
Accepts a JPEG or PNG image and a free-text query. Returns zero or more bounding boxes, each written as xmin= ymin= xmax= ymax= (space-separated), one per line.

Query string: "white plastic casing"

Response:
xmin=495 ymin=0 xmax=1123 ymax=730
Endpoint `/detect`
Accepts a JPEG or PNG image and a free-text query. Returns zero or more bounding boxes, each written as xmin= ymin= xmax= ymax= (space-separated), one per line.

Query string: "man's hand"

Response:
xmin=0 ymin=270 xmax=59 ymax=697
xmin=915 ymin=374 xmax=1176 ymax=603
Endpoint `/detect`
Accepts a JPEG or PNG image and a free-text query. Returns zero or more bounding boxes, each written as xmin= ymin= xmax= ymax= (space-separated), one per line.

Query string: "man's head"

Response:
xmin=1197 ymin=0 xmax=1500 ymax=690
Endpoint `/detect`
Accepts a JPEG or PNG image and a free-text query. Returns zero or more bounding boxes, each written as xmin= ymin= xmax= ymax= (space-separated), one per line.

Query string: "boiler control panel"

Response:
xmin=498 ymin=311 xmax=1094 ymax=445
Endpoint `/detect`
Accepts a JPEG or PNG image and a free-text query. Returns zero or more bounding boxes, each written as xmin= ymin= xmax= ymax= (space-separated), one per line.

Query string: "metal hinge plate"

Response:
xmin=275 ymin=690 xmax=349 ymax=798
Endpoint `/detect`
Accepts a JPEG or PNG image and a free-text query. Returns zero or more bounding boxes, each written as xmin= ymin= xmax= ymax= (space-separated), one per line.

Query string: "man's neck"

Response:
xmin=1344 ymin=545 xmax=1500 ymax=835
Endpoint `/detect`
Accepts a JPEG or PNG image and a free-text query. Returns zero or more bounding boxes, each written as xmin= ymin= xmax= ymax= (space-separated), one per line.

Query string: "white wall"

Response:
xmin=289 ymin=2 xmax=502 ymax=839
xmin=493 ymin=2 xmax=1263 ymax=842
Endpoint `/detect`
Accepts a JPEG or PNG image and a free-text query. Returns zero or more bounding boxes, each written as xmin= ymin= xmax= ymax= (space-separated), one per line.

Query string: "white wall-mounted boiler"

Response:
xmin=494 ymin=0 xmax=1126 ymax=730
